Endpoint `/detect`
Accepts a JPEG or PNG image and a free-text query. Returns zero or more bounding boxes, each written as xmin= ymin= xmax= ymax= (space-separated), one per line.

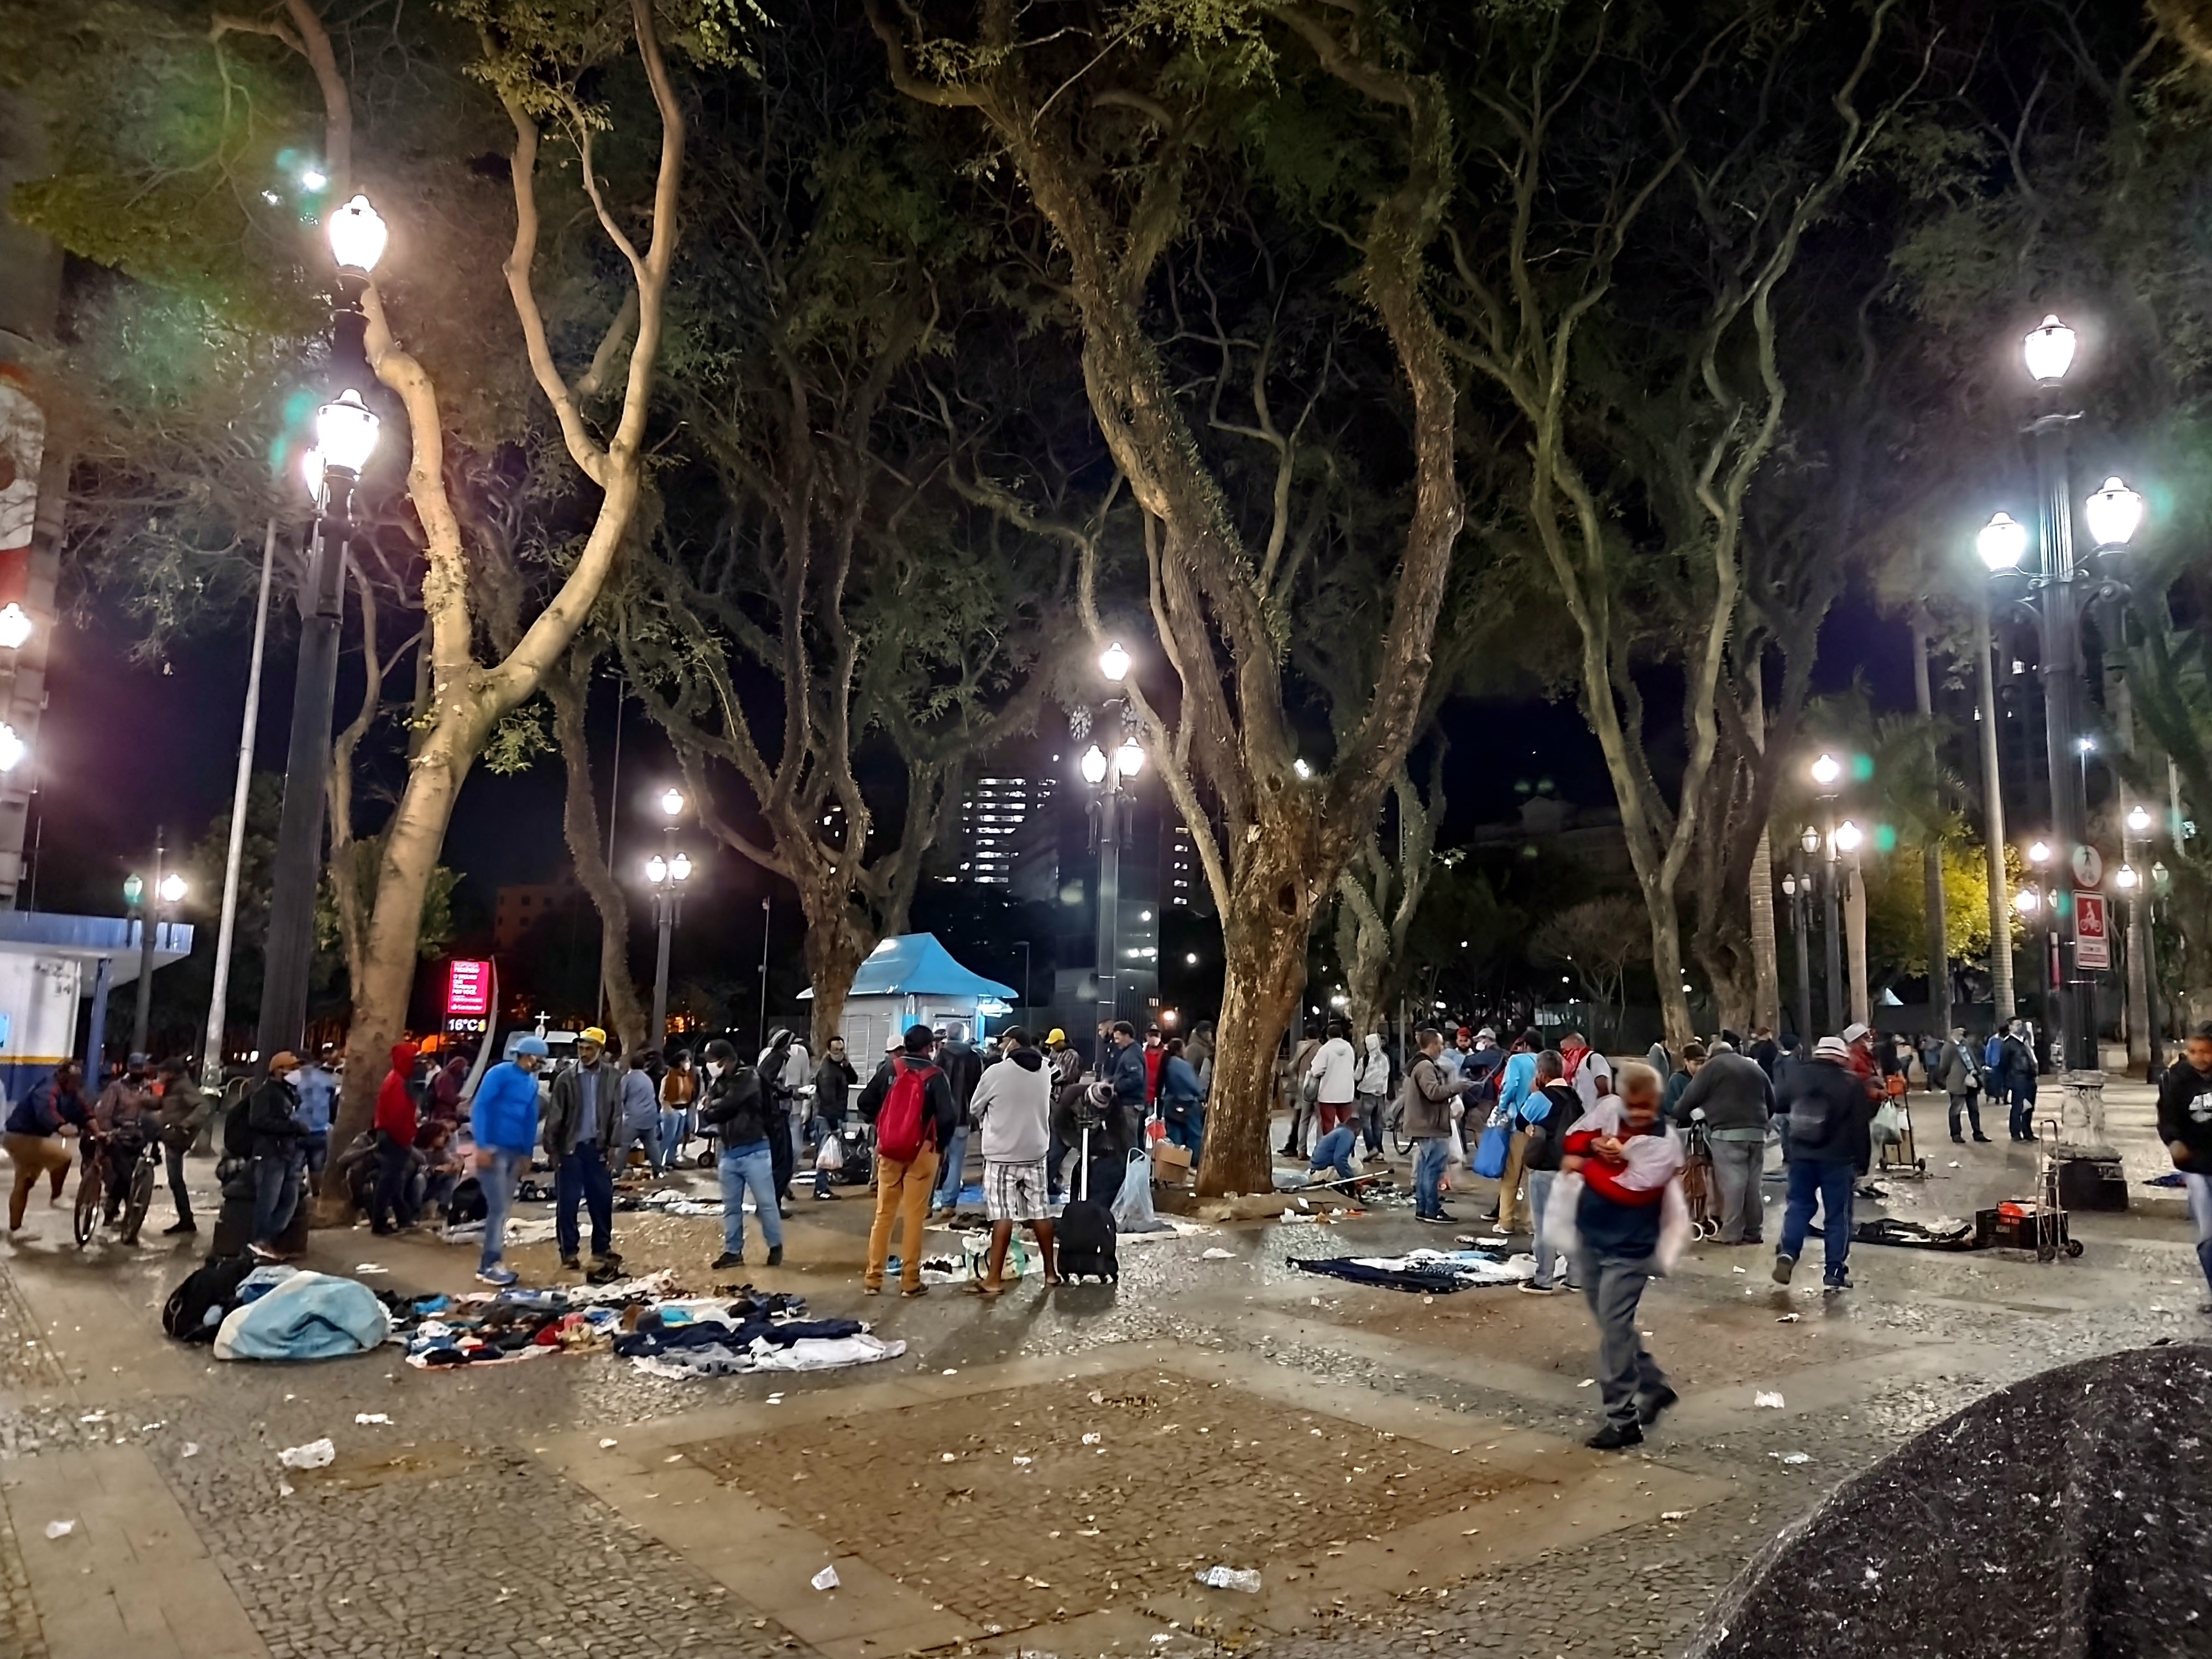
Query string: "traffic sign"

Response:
xmin=2074 ymin=893 xmax=2110 ymax=970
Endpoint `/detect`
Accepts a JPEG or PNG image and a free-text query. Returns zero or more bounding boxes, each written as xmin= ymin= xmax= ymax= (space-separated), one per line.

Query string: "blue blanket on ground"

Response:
xmin=213 ymin=1270 xmax=392 ymax=1360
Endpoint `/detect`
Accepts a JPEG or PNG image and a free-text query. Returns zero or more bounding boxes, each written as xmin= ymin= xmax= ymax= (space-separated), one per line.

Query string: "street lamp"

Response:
xmin=0 ymin=603 xmax=33 ymax=651
xmin=1077 ymin=654 xmax=1145 ymax=1040
xmin=1099 ymin=641 xmax=1131 ymax=682
xmin=1977 ymin=512 xmax=2030 ymax=572
xmin=2121 ymin=799 xmax=2164 ymax=1076
xmin=2085 ymin=477 xmax=2146 ymax=551
xmin=2023 ymin=314 xmax=2077 ymax=385
xmin=646 ymin=841 xmax=692 ymax=1047
xmin=1834 ymin=820 xmax=1864 ymax=854
xmin=1810 ymin=752 xmax=1843 ymax=789
xmin=1079 ymin=745 xmax=1108 ymax=785
xmin=0 ymin=724 xmax=25 ymax=773
xmin=660 ymin=786 xmax=684 ymax=818
xmin=130 ymin=827 xmax=179 ymax=1056
xmin=255 ymin=196 xmax=393 ymax=1074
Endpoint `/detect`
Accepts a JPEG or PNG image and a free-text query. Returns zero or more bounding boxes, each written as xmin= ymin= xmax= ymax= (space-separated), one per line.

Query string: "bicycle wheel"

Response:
xmin=72 ymin=1163 xmax=101 ymax=1249
xmin=120 ymin=1152 xmax=156 ymax=1244
xmin=1390 ymin=1109 xmax=1413 ymax=1157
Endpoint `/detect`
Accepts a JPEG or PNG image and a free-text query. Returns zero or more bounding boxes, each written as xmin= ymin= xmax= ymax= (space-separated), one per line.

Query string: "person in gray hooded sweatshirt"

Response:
xmin=968 ymin=1027 xmax=1058 ymax=1292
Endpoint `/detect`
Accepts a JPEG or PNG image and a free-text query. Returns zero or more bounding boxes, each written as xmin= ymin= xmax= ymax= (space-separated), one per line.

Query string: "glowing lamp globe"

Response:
xmin=660 ymin=787 xmax=685 ymax=818
xmin=2023 ymin=315 xmax=2077 ymax=384
xmin=2115 ymin=864 xmax=2138 ymax=890
xmin=2127 ymin=805 xmax=2153 ymax=834
xmin=1114 ymin=738 xmax=1145 ymax=778
xmin=2028 ymin=839 xmax=2052 ymax=867
xmin=314 ymin=389 xmax=380 ymax=475
xmin=326 ymin=194 xmax=388 ymax=273
xmin=1834 ymin=820 xmax=1864 ymax=854
xmin=1810 ymin=752 xmax=1843 ymax=789
xmin=1976 ymin=512 xmax=2028 ymax=572
xmin=0 ymin=603 xmax=33 ymax=651
xmin=1079 ymin=745 xmax=1108 ymax=785
xmin=670 ymin=852 xmax=692 ymax=881
xmin=2083 ymin=477 xmax=2145 ymax=550
xmin=0 ymin=723 xmax=25 ymax=772
xmin=1099 ymin=641 xmax=1130 ymax=682
xmin=158 ymin=873 xmax=187 ymax=904
xmin=2014 ymin=888 xmax=2041 ymax=915
xmin=646 ymin=854 xmax=669 ymax=885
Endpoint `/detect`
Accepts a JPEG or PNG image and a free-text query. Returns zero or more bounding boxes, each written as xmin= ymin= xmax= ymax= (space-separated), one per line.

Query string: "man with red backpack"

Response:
xmin=857 ymin=1024 xmax=960 ymax=1296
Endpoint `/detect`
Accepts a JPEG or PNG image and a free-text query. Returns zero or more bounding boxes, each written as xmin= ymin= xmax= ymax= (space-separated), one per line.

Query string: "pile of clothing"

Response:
xmin=615 ymin=1187 xmax=727 ymax=1217
xmin=614 ymin=1299 xmax=903 ymax=1380
xmin=1290 ymin=1247 xmax=1536 ymax=1294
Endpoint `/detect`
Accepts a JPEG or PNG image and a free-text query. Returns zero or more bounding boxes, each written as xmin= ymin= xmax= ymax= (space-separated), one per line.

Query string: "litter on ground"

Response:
xmin=1754 ymin=1391 xmax=1786 ymax=1408
xmin=277 ymin=1438 xmax=336 ymax=1470
xmin=811 ymin=1566 xmax=841 ymax=1591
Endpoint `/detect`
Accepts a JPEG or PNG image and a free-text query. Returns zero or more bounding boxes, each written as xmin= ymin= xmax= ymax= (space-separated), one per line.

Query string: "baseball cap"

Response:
xmin=578 ymin=1026 xmax=608 ymax=1046
xmin=1840 ymin=1022 xmax=1871 ymax=1044
xmin=267 ymin=1050 xmax=301 ymax=1074
xmin=1046 ymin=1029 xmax=1066 ymax=1046
xmin=1813 ymin=1036 xmax=1851 ymax=1062
xmin=127 ymin=1051 xmax=150 ymax=1068
xmin=513 ymin=1035 xmax=550 ymax=1057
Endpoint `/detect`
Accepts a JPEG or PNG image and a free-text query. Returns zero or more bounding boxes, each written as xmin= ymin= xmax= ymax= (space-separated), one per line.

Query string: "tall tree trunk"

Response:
xmin=1199 ymin=827 xmax=1314 ymax=1196
xmin=1749 ymin=829 xmax=1781 ymax=1032
xmin=1912 ymin=614 xmax=1951 ymax=1032
xmin=789 ymin=870 xmax=873 ymax=1066
xmin=546 ymin=651 xmax=646 ymax=1052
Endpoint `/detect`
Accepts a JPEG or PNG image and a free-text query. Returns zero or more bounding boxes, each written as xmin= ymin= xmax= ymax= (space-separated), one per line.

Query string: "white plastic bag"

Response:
xmin=1871 ymin=1100 xmax=1904 ymax=1146
xmin=962 ymin=1230 xmax=1027 ymax=1281
xmin=1543 ymin=1170 xmax=1584 ymax=1265
xmin=1111 ymin=1151 xmax=1165 ymax=1233
xmin=815 ymin=1134 xmax=846 ymax=1173
xmin=1653 ymin=1178 xmax=1692 ymax=1274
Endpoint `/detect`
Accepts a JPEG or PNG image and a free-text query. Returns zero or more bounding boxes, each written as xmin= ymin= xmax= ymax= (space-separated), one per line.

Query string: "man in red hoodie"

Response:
xmin=1563 ymin=1061 xmax=1678 ymax=1450
xmin=370 ymin=1041 xmax=421 ymax=1235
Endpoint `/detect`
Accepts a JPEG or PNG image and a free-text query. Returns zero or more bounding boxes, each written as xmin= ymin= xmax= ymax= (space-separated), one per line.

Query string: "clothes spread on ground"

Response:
xmin=212 ymin=1270 xmax=393 ymax=1361
xmin=1806 ymin=1215 xmax=1982 ymax=1251
xmin=387 ymin=1275 xmax=904 ymax=1380
xmin=1290 ymin=1248 xmax=1536 ymax=1293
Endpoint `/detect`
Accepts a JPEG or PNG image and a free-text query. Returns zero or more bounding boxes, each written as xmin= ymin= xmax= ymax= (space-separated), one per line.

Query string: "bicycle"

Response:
xmin=72 ymin=1131 xmax=159 ymax=1248
xmin=1389 ymin=1099 xmax=1414 ymax=1157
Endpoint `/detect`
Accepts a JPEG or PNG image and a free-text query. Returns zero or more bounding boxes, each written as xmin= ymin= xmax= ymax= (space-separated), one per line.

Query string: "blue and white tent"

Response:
xmin=800 ymin=932 xmax=1019 ymax=1061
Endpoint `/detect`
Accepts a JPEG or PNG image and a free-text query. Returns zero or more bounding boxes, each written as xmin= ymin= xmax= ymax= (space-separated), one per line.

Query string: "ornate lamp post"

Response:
xmin=1811 ymin=753 xmax=1845 ymax=1032
xmin=646 ymin=786 xmax=691 ymax=1046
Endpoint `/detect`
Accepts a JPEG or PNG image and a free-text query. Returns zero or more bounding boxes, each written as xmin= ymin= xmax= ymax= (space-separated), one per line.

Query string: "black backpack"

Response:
xmin=161 ymin=1255 xmax=257 ymax=1344
xmin=445 ymin=1175 xmax=488 ymax=1227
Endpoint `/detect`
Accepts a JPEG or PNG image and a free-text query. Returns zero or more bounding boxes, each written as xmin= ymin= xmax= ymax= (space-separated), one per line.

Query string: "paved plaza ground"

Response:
xmin=0 ymin=1081 xmax=2203 ymax=1659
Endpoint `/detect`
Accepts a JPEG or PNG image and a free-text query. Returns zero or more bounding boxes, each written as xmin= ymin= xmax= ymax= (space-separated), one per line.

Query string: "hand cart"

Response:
xmin=1680 ymin=1120 xmax=1720 ymax=1240
xmin=2033 ymin=1116 xmax=2084 ymax=1261
xmin=1875 ymin=1084 xmax=1929 ymax=1178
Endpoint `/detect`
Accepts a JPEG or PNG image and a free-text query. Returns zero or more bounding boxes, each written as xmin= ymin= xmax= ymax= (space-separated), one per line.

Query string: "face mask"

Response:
xmin=708 ymin=1060 xmax=727 ymax=1078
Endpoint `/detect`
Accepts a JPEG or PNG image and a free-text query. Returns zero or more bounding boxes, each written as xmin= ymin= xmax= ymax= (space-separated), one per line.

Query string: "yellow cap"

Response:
xmin=1046 ymin=1029 xmax=1066 ymax=1046
xmin=579 ymin=1026 xmax=608 ymax=1046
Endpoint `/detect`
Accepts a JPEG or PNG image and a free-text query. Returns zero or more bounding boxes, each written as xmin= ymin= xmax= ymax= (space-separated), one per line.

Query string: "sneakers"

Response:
xmin=1637 ymin=1386 xmax=1679 ymax=1427
xmin=901 ymin=1285 xmax=928 ymax=1298
xmin=1418 ymin=1212 xmax=1458 ymax=1226
xmin=1973 ymin=1134 xmax=1992 ymax=1143
xmin=1585 ymin=1422 xmax=1644 ymax=1452
xmin=249 ymin=1241 xmax=284 ymax=1263
xmin=1772 ymin=1253 xmax=1796 ymax=1285
xmin=560 ymin=1255 xmax=582 ymax=1270
xmin=1823 ymin=1271 xmax=1853 ymax=1292
xmin=710 ymin=1251 xmax=744 ymax=1270
xmin=766 ymin=1246 xmax=784 ymax=1267
xmin=476 ymin=1265 xmax=519 ymax=1287
xmin=161 ymin=1219 xmax=196 ymax=1236
xmin=812 ymin=1189 xmax=836 ymax=1201
xmin=1518 ymin=1282 xmax=1558 ymax=1295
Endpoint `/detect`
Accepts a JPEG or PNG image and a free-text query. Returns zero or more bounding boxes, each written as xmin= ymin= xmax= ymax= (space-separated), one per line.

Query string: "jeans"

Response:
xmin=1164 ymin=1110 xmax=1204 ymax=1154
xmin=1526 ymin=1168 xmax=1574 ymax=1287
xmin=411 ymin=1166 xmax=459 ymax=1220
xmin=302 ymin=1131 xmax=330 ymax=1196
xmin=1413 ymin=1136 xmax=1451 ymax=1217
xmin=555 ymin=1140 xmax=615 ymax=1260
xmin=1309 ymin=1126 xmax=1357 ymax=1181
xmin=1577 ymin=1250 xmax=1666 ymax=1430
xmin=1707 ymin=1136 xmax=1765 ymax=1243
xmin=372 ymin=1134 xmax=418 ymax=1230
xmin=661 ymin=1107 xmax=690 ymax=1161
xmin=250 ymin=1150 xmax=300 ymax=1246
xmin=164 ymin=1140 xmax=193 ymax=1227
xmin=2185 ymin=1172 xmax=2212 ymax=1300
xmin=1780 ymin=1157 xmax=1858 ymax=1280
xmin=933 ymin=1124 xmax=969 ymax=1209
xmin=1356 ymin=1092 xmax=1385 ymax=1155
xmin=718 ymin=1140 xmax=782 ymax=1259
xmin=478 ymin=1148 xmax=530 ymax=1272
xmin=866 ymin=1146 xmax=940 ymax=1292
xmin=613 ymin=1113 xmax=665 ymax=1176
xmin=1947 ymin=1092 xmax=1984 ymax=1139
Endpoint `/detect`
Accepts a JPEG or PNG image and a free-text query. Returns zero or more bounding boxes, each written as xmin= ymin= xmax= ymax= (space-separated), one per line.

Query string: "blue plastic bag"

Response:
xmin=1472 ymin=1121 xmax=1511 ymax=1180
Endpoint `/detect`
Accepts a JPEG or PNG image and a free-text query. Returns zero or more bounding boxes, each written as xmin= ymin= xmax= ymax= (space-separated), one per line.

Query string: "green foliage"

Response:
xmin=317 ymin=838 xmax=457 ymax=962
xmin=1862 ymin=837 xmax=1996 ymax=981
xmin=481 ymin=698 xmax=557 ymax=775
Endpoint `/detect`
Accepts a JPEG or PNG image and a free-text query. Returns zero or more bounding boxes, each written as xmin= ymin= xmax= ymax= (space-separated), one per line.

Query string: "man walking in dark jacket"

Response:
xmin=1774 ymin=1036 xmax=1874 ymax=1290
xmin=1937 ymin=1027 xmax=1987 ymax=1144
xmin=1673 ymin=1040 xmax=1776 ymax=1245
xmin=858 ymin=1025 xmax=959 ymax=1296
xmin=810 ymin=1036 xmax=859 ymax=1200
xmin=247 ymin=1055 xmax=307 ymax=1261
xmin=2002 ymin=1020 xmax=2039 ymax=1141
xmin=931 ymin=1023 xmax=985 ymax=1217
xmin=1566 ymin=1062 xmax=1679 ymax=1449
xmin=544 ymin=1027 xmax=620 ymax=1274
xmin=2156 ymin=1022 xmax=2212 ymax=1303
xmin=1398 ymin=1029 xmax=1479 ymax=1224
xmin=699 ymin=1038 xmax=781 ymax=1271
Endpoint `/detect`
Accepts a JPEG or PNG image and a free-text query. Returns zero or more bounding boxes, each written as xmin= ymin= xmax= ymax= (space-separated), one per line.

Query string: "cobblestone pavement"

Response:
xmin=0 ymin=1086 xmax=2201 ymax=1658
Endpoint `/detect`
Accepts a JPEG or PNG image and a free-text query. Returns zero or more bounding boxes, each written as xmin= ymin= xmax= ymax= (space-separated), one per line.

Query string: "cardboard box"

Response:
xmin=1150 ymin=1141 xmax=1193 ymax=1182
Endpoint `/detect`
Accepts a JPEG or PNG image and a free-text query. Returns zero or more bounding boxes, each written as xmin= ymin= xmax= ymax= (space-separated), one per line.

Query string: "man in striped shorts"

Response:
xmin=969 ymin=1027 xmax=1060 ymax=1294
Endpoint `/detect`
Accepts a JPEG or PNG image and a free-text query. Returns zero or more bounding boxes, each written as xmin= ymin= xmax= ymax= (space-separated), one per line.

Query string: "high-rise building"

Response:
xmin=954 ymin=773 xmax=1057 ymax=886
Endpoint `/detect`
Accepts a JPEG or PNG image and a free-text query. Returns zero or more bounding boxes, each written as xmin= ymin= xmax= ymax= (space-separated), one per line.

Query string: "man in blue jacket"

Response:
xmin=1107 ymin=1020 xmax=1147 ymax=1149
xmin=470 ymin=1036 xmax=547 ymax=1286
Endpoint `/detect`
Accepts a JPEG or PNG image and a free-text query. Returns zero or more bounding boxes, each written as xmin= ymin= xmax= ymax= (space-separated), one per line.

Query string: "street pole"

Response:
xmin=132 ymin=826 xmax=165 ymax=1056
xmin=758 ymin=895 xmax=773 ymax=1047
xmin=650 ymin=886 xmax=674 ymax=1050
xmin=1820 ymin=801 xmax=1844 ymax=1033
xmin=1844 ymin=844 xmax=1871 ymax=1030
xmin=1013 ymin=940 xmax=1030 ymax=1016
xmin=1094 ymin=769 xmax=1122 ymax=1045
xmin=2030 ymin=406 xmax=2105 ymax=1141
xmin=255 ymin=465 xmax=353 ymax=1067
xmin=1790 ymin=855 xmax=1814 ymax=1045
xmin=1911 ymin=613 xmax=1952 ymax=1034
xmin=1975 ymin=597 xmax=2014 ymax=1025
xmin=203 ymin=518 xmax=276 ymax=1089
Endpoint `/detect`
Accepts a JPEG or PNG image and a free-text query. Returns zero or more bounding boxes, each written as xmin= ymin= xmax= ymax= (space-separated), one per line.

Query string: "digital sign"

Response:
xmin=446 ymin=959 xmax=493 ymax=1019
